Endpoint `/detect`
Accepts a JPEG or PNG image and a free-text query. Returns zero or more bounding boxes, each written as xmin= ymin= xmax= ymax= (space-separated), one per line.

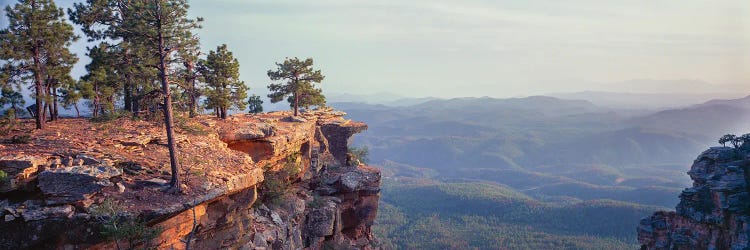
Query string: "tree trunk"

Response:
xmin=133 ymin=91 xmax=141 ymax=117
xmin=52 ymin=87 xmax=58 ymax=120
xmin=185 ymin=60 xmax=197 ymax=117
xmin=124 ymin=48 xmax=133 ymax=112
xmin=31 ymin=0 xmax=44 ymax=129
xmin=294 ymin=93 xmax=299 ymax=116
xmin=74 ymin=103 xmax=80 ymax=118
xmin=157 ymin=4 xmax=181 ymax=193
xmin=46 ymin=102 xmax=52 ymax=121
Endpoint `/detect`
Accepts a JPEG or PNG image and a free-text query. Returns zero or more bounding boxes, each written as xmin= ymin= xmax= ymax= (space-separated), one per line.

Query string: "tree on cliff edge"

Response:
xmin=122 ymin=0 xmax=202 ymax=194
xmin=247 ymin=94 xmax=263 ymax=114
xmin=267 ymin=57 xmax=326 ymax=116
xmin=200 ymin=44 xmax=247 ymax=119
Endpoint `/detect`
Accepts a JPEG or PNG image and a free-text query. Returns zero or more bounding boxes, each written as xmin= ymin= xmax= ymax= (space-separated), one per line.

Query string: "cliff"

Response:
xmin=638 ymin=147 xmax=750 ymax=250
xmin=0 ymin=109 xmax=381 ymax=249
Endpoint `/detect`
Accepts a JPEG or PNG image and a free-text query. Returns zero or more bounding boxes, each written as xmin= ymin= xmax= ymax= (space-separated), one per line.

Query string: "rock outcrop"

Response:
xmin=0 ymin=109 xmax=380 ymax=250
xmin=638 ymin=147 xmax=750 ymax=250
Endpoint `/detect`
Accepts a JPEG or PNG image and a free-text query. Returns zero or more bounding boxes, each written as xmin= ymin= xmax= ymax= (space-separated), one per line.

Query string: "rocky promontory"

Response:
xmin=638 ymin=147 xmax=750 ymax=250
xmin=0 ymin=109 xmax=380 ymax=249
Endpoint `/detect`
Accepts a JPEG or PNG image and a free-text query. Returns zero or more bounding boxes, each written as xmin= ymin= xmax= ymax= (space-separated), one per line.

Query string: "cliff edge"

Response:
xmin=638 ymin=147 xmax=750 ymax=250
xmin=0 ymin=108 xmax=381 ymax=249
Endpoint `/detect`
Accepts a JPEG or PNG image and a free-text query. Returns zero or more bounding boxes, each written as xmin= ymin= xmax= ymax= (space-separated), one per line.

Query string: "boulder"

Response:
xmin=283 ymin=116 xmax=308 ymax=123
xmin=0 ymin=155 xmax=47 ymax=192
xmin=38 ymin=165 xmax=122 ymax=205
xmin=306 ymin=204 xmax=337 ymax=237
xmin=221 ymin=122 xmax=275 ymax=141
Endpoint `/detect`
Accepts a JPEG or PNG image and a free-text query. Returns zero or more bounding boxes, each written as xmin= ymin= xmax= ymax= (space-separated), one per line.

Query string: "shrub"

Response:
xmin=10 ymin=134 xmax=31 ymax=144
xmin=179 ymin=123 xmax=209 ymax=135
xmin=90 ymin=198 xmax=161 ymax=250
xmin=283 ymin=152 xmax=302 ymax=178
xmin=348 ymin=145 xmax=370 ymax=164
xmin=260 ymin=172 xmax=290 ymax=206
xmin=0 ymin=170 xmax=8 ymax=187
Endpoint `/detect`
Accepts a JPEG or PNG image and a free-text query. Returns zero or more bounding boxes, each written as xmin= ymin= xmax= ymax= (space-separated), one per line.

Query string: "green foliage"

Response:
xmin=247 ymin=94 xmax=264 ymax=114
xmin=178 ymin=122 xmax=209 ymax=136
xmin=90 ymin=198 xmax=161 ymax=250
xmin=0 ymin=87 xmax=25 ymax=119
xmin=1 ymin=108 xmax=22 ymax=135
xmin=284 ymin=152 xmax=302 ymax=177
xmin=59 ymin=83 xmax=83 ymax=117
xmin=375 ymin=181 xmax=656 ymax=249
xmin=267 ymin=57 xmax=326 ymax=116
xmin=260 ymin=172 xmax=290 ymax=206
xmin=719 ymin=134 xmax=736 ymax=147
xmin=200 ymin=44 xmax=248 ymax=119
xmin=0 ymin=170 xmax=8 ymax=186
xmin=260 ymin=152 xmax=303 ymax=206
xmin=79 ymin=43 xmax=120 ymax=117
xmin=0 ymin=0 xmax=79 ymax=128
xmin=348 ymin=145 xmax=370 ymax=164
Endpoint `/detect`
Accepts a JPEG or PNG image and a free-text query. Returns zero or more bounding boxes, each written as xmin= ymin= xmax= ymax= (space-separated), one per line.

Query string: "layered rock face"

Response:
xmin=638 ymin=147 xmax=750 ymax=250
xmin=0 ymin=109 xmax=380 ymax=250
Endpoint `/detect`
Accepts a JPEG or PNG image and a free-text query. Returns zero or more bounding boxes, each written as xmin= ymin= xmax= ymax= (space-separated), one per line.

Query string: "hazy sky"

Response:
xmin=2 ymin=0 xmax=749 ymax=98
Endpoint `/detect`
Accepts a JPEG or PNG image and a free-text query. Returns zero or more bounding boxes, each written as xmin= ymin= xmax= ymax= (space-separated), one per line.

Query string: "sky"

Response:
xmin=1 ymin=0 xmax=749 ymax=98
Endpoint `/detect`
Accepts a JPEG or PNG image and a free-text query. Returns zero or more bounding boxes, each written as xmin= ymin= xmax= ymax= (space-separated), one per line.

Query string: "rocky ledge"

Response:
xmin=638 ymin=147 xmax=750 ymax=250
xmin=0 ymin=108 xmax=380 ymax=249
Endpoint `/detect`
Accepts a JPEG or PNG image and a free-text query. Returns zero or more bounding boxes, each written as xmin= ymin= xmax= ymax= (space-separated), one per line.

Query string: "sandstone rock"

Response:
xmin=639 ymin=147 xmax=750 ymax=249
xmin=283 ymin=116 xmax=307 ymax=123
xmin=306 ymin=205 xmax=336 ymax=237
xmin=38 ymin=165 xmax=122 ymax=205
xmin=0 ymin=109 xmax=378 ymax=250
xmin=143 ymin=178 xmax=169 ymax=186
xmin=0 ymin=155 xmax=46 ymax=192
xmin=74 ymin=154 xmax=102 ymax=166
xmin=116 ymin=183 xmax=126 ymax=193
xmin=222 ymin=122 xmax=276 ymax=141
xmin=20 ymin=205 xmax=74 ymax=222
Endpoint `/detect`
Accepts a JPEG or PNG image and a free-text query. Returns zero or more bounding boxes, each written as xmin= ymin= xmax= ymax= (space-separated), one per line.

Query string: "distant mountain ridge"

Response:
xmin=550 ymin=91 xmax=744 ymax=109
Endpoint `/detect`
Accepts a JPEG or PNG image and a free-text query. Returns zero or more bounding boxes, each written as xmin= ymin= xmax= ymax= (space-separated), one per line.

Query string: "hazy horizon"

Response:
xmin=1 ymin=0 xmax=748 ymax=99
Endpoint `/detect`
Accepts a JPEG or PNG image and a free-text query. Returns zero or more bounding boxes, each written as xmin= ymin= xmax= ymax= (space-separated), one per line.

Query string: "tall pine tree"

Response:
xmin=74 ymin=0 xmax=202 ymax=193
xmin=200 ymin=44 xmax=247 ymax=119
xmin=0 ymin=0 xmax=79 ymax=129
xmin=69 ymin=0 xmax=150 ymax=114
xmin=267 ymin=57 xmax=326 ymax=116
xmin=128 ymin=0 xmax=202 ymax=193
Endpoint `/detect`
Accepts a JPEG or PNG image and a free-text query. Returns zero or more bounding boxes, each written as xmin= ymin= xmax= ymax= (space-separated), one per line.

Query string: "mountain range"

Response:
xmin=333 ymin=92 xmax=750 ymax=248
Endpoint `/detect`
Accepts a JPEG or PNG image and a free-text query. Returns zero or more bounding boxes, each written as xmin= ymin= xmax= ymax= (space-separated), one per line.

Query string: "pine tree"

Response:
xmin=59 ymin=82 xmax=82 ymax=118
xmin=247 ymin=94 xmax=264 ymax=114
xmin=175 ymin=30 xmax=202 ymax=117
xmin=79 ymin=43 xmax=120 ymax=117
xmin=200 ymin=44 xmax=247 ymax=119
xmin=0 ymin=0 xmax=79 ymax=129
xmin=267 ymin=57 xmax=326 ymax=116
xmin=123 ymin=0 xmax=202 ymax=193
xmin=45 ymin=41 xmax=78 ymax=121
xmin=0 ymin=87 xmax=26 ymax=119
xmin=69 ymin=0 xmax=153 ymax=114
